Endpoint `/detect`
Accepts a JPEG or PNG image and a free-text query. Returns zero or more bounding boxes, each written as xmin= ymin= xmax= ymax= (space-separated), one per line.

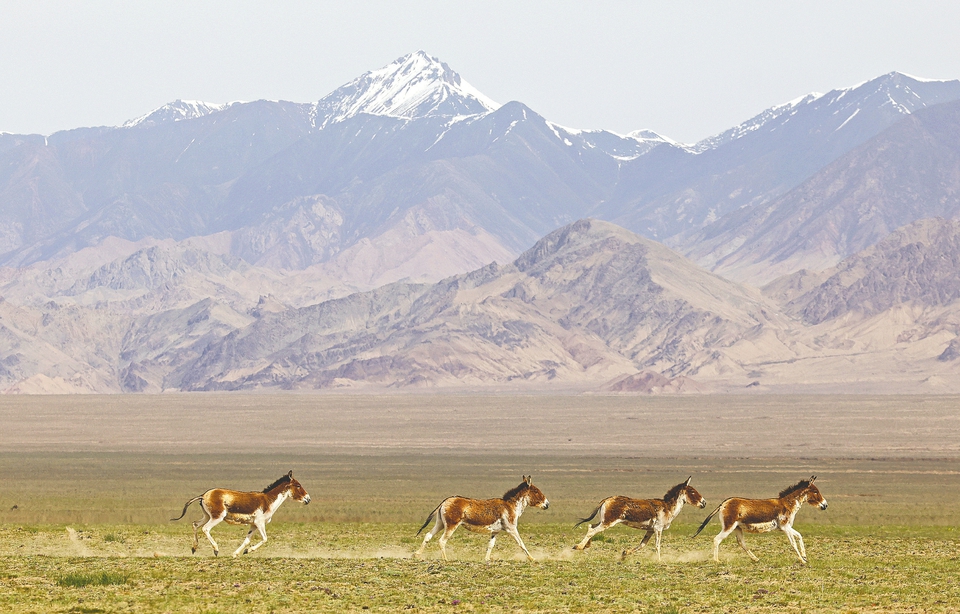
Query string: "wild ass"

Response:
xmin=573 ymin=477 xmax=706 ymax=560
xmin=415 ymin=476 xmax=549 ymax=562
xmin=693 ymin=476 xmax=827 ymax=564
xmin=171 ymin=471 xmax=310 ymax=557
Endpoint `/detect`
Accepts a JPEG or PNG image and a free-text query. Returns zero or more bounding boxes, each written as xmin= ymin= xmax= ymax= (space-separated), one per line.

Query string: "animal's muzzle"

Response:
xmin=699 ymin=500 xmax=707 ymax=508
xmin=542 ymin=500 xmax=550 ymax=510
xmin=819 ymin=501 xmax=827 ymax=510
xmin=303 ymin=495 xmax=311 ymax=505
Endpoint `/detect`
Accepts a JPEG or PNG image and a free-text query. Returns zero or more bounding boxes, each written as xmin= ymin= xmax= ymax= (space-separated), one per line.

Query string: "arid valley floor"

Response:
xmin=1 ymin=394 xmax=958 ymax=612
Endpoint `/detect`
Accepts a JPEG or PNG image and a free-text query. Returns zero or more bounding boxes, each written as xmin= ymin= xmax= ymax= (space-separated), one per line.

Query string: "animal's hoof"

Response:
xmin=243 ymin=549 xmax=249 ymax=555
xmin=191 ymin=547 xmax=196 ymax=554
xmin=214 ymin=551 xmax=219 ymax=557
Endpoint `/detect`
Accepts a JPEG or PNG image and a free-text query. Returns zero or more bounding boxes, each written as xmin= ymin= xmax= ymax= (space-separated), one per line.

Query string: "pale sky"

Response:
xmin=4 ymin=1 xmax=960 ymax=143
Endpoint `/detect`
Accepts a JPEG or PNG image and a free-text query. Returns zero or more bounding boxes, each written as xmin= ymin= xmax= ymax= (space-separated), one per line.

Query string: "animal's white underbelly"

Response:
xmin=741 ymin=520 xmax=778 ymax=533
xmin=225 ymin=513 xmax=257 ymax=525
xmin=464 ymin=520 xmax=503 ymax=533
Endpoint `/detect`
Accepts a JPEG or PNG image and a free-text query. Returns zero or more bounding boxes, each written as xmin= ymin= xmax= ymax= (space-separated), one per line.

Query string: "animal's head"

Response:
xmin=285 ymin=470 xmax=311 ymax=505
xmin=804 ymin=475 xmax=827 ymax=510
xmin=522 ymin=475 xmax=549 ymax=510
xmin=680 ymin=476 xmax=707 ymax=509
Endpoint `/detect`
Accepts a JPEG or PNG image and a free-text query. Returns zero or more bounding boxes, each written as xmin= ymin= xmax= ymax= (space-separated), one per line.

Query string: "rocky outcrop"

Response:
xmin=786 ymin=218 xmax=960 ymax=324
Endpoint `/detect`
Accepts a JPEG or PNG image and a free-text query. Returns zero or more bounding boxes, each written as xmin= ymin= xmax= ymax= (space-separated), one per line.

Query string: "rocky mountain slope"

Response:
xmin=4 ymin=218 xmax=960 ymax=393
xmin=746 ymin=217 xmax=960 ymax=392
xmin=687 ymin=98 xmax=960 ymax=283
xmin=780 ymin=218 xmax=960 ymax=324
xmin=599 ymin=72 xmax=960 ymax=245
xmin=170 ymin=219 xmax=786 ymax=391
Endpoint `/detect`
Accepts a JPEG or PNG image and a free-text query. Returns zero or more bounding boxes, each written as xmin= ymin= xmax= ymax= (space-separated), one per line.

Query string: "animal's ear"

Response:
xmin=287 ymin=470 xmax=294 ymax=478
xmin=524 ymin=475 xmax=532 ymax=485
xmin=685 ymin=476 xmax=692 ymax=486
xmin=810 ymin=475 xmax=817 ymax=483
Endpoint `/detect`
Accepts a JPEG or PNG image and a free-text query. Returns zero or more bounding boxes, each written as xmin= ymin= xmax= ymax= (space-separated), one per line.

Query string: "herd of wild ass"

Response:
xmin=173 ymin=472 xmax=828 ymax=564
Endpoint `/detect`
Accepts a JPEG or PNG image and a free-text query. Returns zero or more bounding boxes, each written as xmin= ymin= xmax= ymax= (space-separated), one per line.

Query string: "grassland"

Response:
xmin=1 ymin=395 xmax=959 ymax=611
xmin=2 ymin=451 xmax=959 ymax=612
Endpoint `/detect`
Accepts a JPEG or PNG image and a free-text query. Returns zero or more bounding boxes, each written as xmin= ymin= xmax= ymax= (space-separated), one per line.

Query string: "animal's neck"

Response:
xmin=784 ymin=493 xmax=806 ymax=514
xmin=663 ymin=495 xmax=685 ymax=519
xmin=266 ymin=490 xmax=289 ymax=514
xmin=511 ymin=496 xmax=528 ymax=516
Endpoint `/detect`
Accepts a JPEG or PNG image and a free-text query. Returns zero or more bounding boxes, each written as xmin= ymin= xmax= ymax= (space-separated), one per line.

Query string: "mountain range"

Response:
xmin=2 ymin=51 xmax=960 ymax=393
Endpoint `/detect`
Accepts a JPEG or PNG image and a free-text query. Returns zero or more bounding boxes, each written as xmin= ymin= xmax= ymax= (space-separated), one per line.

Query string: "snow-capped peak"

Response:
xmin=123 ymin=100 xmax=231 ymax=128
xmin=692 ymin=72 xmax=960 ymax=153
xmin=692 ymin=93 xmax=823 ymax=152
xmin=313 ymin=50 xmax=500 ymax=127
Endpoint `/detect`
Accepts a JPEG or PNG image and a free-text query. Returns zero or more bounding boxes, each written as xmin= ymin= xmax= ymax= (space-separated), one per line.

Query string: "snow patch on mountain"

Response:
xmin=692 ymin=72 xmax=960 ymax=153
xmin=312 ymin=50 xmax=500 ymax=127
xmin=123 ymin=100 xmax=232 ymax=128
xmin=545 ymin=121 xmax=680 ymax=160
xmin=692 ymin=93 xmax=824 ymax=152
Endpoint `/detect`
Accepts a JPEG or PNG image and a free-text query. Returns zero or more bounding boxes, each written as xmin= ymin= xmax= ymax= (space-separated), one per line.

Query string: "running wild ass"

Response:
xmin=171 ymin=471 xmax=310 ymax=557
xmin=573 ymin=477 xmax=706 ymax=560
xmin=693 ymin=476 xmax=827 ymax=564
xmin=415 ymin=476 xmax=549 ymax=562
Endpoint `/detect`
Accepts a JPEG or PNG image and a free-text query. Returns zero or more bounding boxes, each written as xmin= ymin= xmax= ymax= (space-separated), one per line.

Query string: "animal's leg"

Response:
xmin=244 ymin=520 xmax=269 ymax=554
xmin=191 ymin=509 xmax=211 ymax=554
xmin=484 ymin=532 xmax=499 ymax=562
xmin=795 ymin=530 xmax=807 ymax=561
xmin=734 ymin=526 xmax=759 ymax=561
xmin=437 ymin=522 xmax=459 ymax=562
xmin=233 ymin=526 xmax=255 ymax=557
xmin=574 ymin=519 xmax=614 ymax=551
xmin=506 ymin=526 xmax=534 ymax=562
xmin=712 ymin=524 xmax=735 ymax=562
xmin=200 ymin=514 xmax=224 ymax=557
xmin=784 ymin=527 xmax=807 ymax=564
xmin=621 ymin=529 xmax=654 ymax=559
xmin=415 ymin=514 xmax=444 ymax=559
xmin=654 ymin=529 xmax=663 ymax=561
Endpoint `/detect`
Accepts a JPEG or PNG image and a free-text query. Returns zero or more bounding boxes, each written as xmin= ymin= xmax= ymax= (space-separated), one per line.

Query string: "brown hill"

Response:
xmin=784 ymin=218 xmax=960 ymax=324
xmin=174 ymin=219 xmax=786 ymax=391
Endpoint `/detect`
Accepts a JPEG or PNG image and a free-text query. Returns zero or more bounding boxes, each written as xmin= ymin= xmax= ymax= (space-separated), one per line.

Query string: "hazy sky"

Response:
xmin=4 ymin=1 xmax=960 ymax=143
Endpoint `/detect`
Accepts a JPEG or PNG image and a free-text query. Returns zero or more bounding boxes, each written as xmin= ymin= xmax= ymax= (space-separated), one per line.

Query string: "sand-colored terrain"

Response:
xmin=2 ymin=394 xmax=958 ymax=458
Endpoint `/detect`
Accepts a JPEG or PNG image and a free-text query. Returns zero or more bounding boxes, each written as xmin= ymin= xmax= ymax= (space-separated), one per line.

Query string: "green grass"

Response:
xmin=1 ymin=452 xmax=958 ymax=612
xmin=1 ymin=523 xmax=958 ymax=612
xmin=56 ymin=571 xmax=128 ymax=587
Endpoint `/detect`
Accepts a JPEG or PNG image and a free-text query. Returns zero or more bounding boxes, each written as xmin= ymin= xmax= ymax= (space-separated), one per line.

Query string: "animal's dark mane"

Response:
xmin=502 ymin=481 xmax=529 ymax=501
xmin=779 ymin=479 xmax=812 ymax=499
xmin=263 ymin=474 xmax=292 ymax=493
xmin=663 ymin=481 xmax=687 ymax=502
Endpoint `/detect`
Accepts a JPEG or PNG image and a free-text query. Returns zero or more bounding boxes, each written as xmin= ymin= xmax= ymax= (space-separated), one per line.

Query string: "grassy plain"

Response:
xmin=1 ymin=395 xmax=959 ymax=611
xmin=2 ymin=452 xmax=959 ymax=612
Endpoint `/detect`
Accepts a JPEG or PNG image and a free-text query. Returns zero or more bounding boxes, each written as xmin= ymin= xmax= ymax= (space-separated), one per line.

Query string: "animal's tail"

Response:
xmin=692 ymin=501 xmax=726 ymax=537
xmin=170 ymin=496 xmax=203 ymax=522
xmin=416 ymin=501 xmax=444 ymax=536
xmin=574 ymin=502 xmax=603 ymax=528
